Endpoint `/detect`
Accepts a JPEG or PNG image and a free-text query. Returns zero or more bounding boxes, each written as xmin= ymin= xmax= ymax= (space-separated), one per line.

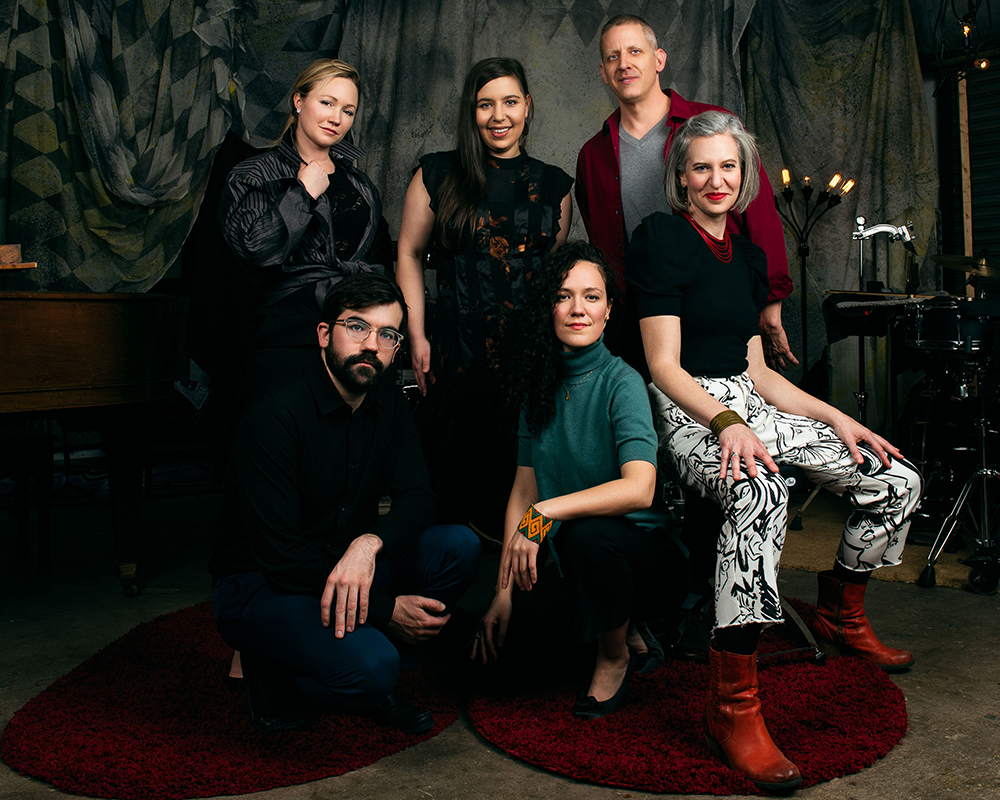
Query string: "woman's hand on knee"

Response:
xmin=471 ymin=591 xmax=513 ymax=664
xmin=501 ymin=534 xmax=540 ymax=593
xmin=831 ymin=414 xmax=903 ymax=468
xmin=718 ymin=424 xmax=779 ymax=480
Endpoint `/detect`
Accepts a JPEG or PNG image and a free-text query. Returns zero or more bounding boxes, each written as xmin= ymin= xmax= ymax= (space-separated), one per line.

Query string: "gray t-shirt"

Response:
xmin=619 ymin=113 xmax=671 ymax=240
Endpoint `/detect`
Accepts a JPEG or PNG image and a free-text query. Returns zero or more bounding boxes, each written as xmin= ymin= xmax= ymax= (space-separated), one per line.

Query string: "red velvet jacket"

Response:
xmin=575 ymin=89 xmax=792 ymax=302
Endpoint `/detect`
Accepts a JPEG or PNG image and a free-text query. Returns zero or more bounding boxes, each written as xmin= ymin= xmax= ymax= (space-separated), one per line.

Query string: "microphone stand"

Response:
xmin=850 ymin=217 xmax=916 ymax=425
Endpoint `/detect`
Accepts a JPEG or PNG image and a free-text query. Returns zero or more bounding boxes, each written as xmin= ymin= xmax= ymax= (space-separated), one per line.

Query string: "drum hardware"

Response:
xmin=825 ymin=290 xmax=937 ymax=299
xmin=931 ymin=253 xmax=1000 ymax=280
xmin=916 ymin=350 xmax=1000 ymax=595
xmin=902 ymin=381 xmax=975 ymax=549
xmin=822 ymin=290 xmax=934 ymax=446
xmin=850 ymin=217 xmax=917 ymax=424
xmin=900 ymin=289 xmax=1000 ymax=578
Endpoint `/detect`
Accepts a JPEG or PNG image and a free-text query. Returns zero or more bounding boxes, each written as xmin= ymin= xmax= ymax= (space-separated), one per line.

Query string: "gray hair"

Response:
xmin=663 ymin=111 xmax=761 ymax=214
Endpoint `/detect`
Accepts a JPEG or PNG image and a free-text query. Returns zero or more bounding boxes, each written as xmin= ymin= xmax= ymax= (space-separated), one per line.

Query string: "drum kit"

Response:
xmin=901 ymin=253 xmax=1000 ymax=594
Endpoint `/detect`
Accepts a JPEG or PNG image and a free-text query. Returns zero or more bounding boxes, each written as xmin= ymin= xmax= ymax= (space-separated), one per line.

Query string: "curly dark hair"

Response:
xmin=506 ymin=241 xmax=619 ymax=436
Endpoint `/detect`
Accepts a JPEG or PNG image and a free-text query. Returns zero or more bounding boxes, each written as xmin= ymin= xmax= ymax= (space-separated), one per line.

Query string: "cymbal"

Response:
xmin=930 ymin=254 xmax=1000 ymax=278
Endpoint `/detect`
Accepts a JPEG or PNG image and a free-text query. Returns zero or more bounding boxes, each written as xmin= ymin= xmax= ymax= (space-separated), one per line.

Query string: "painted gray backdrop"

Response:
xmin=1 ymin=0 xmax=941 ymax=422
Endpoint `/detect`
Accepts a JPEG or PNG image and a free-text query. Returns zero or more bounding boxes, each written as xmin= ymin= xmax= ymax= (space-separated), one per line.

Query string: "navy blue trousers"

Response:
xmin=213 ymin=524 xmax=481 ymax=712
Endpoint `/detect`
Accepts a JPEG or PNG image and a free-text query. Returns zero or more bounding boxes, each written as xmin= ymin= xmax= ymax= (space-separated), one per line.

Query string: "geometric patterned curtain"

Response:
xmin=0 ymin=0 xmax=237 ymax=292
xmin=1 ymin=0 xmax=758 ymax=295
xmin=0 ymin=0 xmax=347 ymax=293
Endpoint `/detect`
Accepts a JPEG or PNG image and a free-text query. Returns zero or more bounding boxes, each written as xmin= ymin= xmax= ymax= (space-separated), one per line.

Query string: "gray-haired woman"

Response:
xmin=627 ymin=110 xmax=922 ymax=791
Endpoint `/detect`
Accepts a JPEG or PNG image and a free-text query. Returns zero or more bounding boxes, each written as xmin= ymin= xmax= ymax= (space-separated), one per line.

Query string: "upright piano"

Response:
xmin=0 ymin=292 xmax=175 ymax=595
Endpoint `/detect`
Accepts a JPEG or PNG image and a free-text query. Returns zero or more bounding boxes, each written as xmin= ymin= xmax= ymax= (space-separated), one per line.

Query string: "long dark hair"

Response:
xmin=506 ymin=241 xmax=619 ymax=436
xmin=434 ymin=57 xmax=533 ymax=250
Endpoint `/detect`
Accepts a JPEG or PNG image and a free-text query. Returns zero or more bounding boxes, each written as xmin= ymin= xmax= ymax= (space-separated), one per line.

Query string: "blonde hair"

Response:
xmin=278 ymin=59 xmax=361 ymax=142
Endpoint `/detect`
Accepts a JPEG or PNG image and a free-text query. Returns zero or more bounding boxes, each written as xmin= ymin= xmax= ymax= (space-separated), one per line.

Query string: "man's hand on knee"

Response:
xmin=321 ymin=533 xmax=382 ymax=637
xmin=388 ymin=595 xmax=450 ymax=645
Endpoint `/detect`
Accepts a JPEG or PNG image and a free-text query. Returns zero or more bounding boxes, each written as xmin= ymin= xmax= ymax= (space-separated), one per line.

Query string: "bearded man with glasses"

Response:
xmin=210 ymin=273 xmax=481 ymax=735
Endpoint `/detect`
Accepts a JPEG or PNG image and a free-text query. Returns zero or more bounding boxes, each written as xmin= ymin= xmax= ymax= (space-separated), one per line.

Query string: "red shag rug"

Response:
xmin=1 ymin=602 xmax=459 ymax=800
xmin=467 ymin=601 xmax=908 ymax=795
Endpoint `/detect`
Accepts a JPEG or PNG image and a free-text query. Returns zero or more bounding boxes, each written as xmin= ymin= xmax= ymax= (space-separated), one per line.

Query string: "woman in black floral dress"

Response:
xmin=397 ymin=57 xmax=573 ymax=531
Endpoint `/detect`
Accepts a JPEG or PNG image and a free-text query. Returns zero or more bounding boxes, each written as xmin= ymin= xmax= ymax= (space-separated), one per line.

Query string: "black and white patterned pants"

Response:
xmin=650 ymin=373 xmax=923 ymax=630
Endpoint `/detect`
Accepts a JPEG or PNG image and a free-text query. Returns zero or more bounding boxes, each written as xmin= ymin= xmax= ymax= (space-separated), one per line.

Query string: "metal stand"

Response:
xmin=917 ymin=358 xmax=1000 ymax=594
xmin=790 ymin=485 xmax=823 ymax=531
xmin=851 ymin=217 xmax=916 ymax=425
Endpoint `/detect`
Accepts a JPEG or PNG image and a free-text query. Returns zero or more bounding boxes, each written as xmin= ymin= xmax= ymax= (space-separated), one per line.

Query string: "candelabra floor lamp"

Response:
xmin=774 ymin=171 xmax=855 ymax=376
xmin=776 ymin=172 xmax=854 ymax=530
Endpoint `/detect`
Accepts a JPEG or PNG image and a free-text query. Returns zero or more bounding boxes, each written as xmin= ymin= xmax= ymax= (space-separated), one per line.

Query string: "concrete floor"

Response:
xmin=1 ymin=487 xmax=998 ymax=800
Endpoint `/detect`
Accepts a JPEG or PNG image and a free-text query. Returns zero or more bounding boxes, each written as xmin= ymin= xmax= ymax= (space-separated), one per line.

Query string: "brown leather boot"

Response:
xmin=811 ymin=570 xmax=914 ymax=672
xmin=703 ymin=647 xmax=802 ymax=791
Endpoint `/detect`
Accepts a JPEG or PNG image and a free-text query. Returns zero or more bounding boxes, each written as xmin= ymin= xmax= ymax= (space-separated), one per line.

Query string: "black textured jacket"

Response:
xmin=218 ymin=132 xmax=390 ymax=309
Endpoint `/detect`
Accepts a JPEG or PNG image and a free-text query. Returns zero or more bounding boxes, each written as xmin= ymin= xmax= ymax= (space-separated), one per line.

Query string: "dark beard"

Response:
xmin=324 ymin=346 xmax=385 ymax=394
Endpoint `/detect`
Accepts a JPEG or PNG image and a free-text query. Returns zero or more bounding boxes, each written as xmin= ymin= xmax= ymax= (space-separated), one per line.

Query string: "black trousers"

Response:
xmin=213 ymin=525 xmax=481 ymax=712
xmin=555 ymin=516 xmax=675 ymax=643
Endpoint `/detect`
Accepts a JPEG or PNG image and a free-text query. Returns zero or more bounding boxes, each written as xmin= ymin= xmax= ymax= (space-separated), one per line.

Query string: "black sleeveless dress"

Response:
xmin=418 ymin=149 xmax=572 ymax=531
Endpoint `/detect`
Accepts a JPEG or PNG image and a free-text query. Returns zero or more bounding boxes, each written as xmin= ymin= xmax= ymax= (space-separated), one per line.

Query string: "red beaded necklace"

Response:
xmin=682 ymin=212 xmax=732 ymax=263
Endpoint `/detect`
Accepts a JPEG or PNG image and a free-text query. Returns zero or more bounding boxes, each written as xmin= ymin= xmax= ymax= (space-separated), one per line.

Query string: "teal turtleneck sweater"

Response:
xmin=517 ymin=338 xmax=667 ymax=541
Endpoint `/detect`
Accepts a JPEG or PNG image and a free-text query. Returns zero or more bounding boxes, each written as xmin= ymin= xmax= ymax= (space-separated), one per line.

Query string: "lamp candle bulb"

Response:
xmin=781 ymin=168 xmax=790 ymax=187
xmin=840 ymin=179 xmax=855 ymax=195
xmin=827 ymin=173 xmax=842 ymax=190
xmin=803 ymin=176 xmax=811 ymax=187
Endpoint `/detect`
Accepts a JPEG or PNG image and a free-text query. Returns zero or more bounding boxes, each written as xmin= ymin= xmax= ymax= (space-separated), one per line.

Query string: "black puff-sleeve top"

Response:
xmin=626 ymin=212 xmax=770 ymax=378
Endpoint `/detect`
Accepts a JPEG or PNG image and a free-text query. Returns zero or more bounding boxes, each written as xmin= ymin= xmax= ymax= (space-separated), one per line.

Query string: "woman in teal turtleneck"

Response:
xmin=470 ymin=241 xmax=673 ymax=720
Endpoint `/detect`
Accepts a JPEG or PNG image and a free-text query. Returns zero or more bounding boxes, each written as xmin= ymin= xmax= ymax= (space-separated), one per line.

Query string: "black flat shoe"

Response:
xmin=632 ymin=621 xmax=665 ymax=675
xmin=573 ymin=655 xmax=635 ymax=720
xmin=242 ymin=654 xmax=312 ymax=734
xmin=366 ymin=690 xmax=435 ymax=735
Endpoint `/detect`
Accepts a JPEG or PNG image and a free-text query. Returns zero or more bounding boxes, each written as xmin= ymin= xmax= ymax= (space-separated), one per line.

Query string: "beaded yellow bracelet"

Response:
xmin=710 ymin=409 xmax=747 ymax=437
xmin=518 ymin=504 xmax=553 ymax=545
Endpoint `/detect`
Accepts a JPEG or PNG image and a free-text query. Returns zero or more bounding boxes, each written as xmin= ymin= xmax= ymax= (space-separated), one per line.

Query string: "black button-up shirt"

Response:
xmin=210 ymin=358 xmax=434 ymax=628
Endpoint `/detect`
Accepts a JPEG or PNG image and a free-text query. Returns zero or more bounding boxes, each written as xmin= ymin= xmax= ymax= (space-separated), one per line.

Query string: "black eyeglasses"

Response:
xmin=332 ymin=318 xmax=404 ymax=350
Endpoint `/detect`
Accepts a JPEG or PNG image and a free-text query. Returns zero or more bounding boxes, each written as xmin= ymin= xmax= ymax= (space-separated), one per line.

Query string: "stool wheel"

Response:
xmin=967 ymin=562 xmax=1000 ymax=595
